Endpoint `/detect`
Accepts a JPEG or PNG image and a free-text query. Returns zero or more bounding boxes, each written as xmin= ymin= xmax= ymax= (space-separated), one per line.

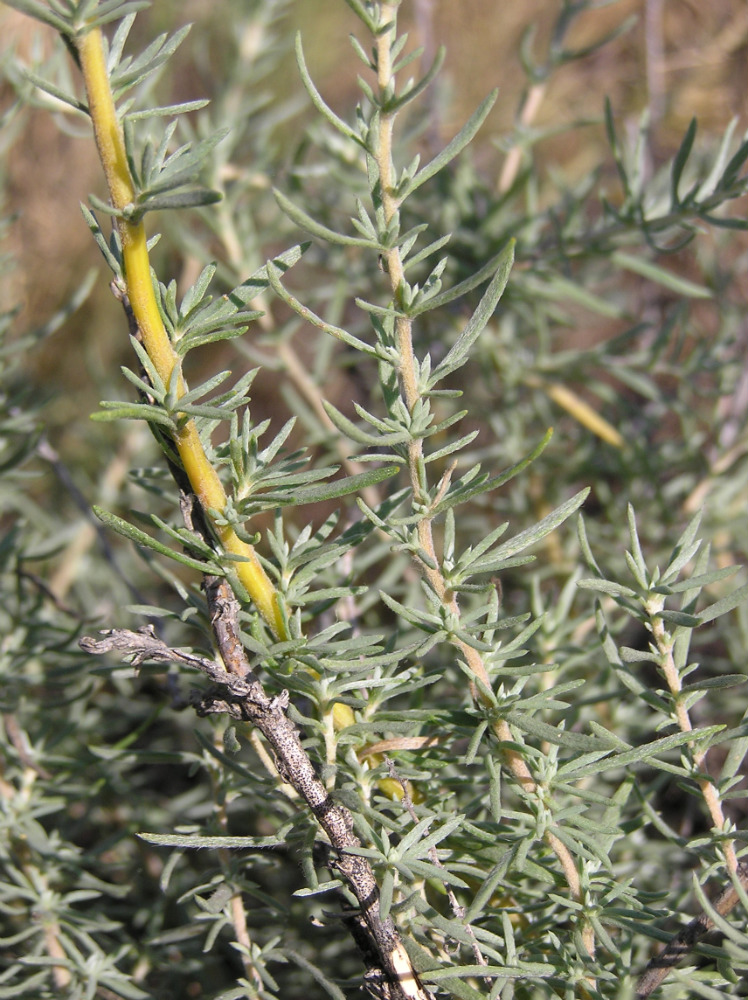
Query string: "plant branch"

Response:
xmin=75 ymin=26 xmax=284 ymax=637
xmin=646 ymin=597 xmax=738 ymax=874
xmin=498 ymin=82 xmax=546 ymax=194
xmin=635 ymin=864 xmax=748 ymax=999
xmin=80 ymin=604 xmax=435 ymax=1000
xmin=372 ymin=2 xmax=590 ymax=957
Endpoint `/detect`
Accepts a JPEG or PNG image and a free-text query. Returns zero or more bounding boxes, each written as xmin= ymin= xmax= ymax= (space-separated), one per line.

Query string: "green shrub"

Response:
xmin=2 ymin=2 xmax=748 ymax=998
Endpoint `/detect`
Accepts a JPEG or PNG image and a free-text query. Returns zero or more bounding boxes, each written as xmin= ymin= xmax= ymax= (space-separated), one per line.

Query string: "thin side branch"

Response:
xmin=636 ymin=864 xmax=748 ymax=999
xmin=371 ymin=2 xmax=591 ymax=957
xmin=387 ymin=758 xmax=488 ymax=974
xmin=647 ymin=599 xmax=738 ymax=874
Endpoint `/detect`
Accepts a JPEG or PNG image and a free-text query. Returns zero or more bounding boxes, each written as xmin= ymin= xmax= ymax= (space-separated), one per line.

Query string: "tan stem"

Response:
xmin=213 ymin=728 xmax=263 ymax=990
xmin=648 ymin=604 xmax=737 ymax=873
xmin=498 ymin=82 xmax=546 ymax=194
xmin=372 ymin=2 xmax=590 ymax=959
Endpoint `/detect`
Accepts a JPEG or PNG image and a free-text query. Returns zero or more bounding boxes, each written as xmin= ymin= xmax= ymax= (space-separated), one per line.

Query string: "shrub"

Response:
xmin=2 ymin=2 xmax=748 ymax=998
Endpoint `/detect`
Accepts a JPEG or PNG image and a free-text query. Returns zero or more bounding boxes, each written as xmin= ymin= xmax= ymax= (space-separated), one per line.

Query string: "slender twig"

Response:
xmin=413 ymin=0 xmax=442 ymax=159
xmin=211 ymin=728 xmax=264 ymax=992
xmin=3 ymin=713 xmax=52 ymax=780
xmin=682 ymin=442 xmax=747 ymax=516
xmin=387 ymin=758 xmax=489 ymax=974
xmin=15 ymin=569 xmax=79 ymax=620
xmin=498 ymin=82 xmax=547 ymax=194
xmin=634 ymin=597 xmax=740 ymax=997
xmin=644 ymin=0 xmax=665 ymax=127
xmin=372 ymin=2 xmax=592 ymax=959
xmin=636 ymin=864 xmax=748 ymax=999
xmin=37 ymin=435 xmax=148 ymax=604
xmin=646 ymin=597 xmax=738 ymax=874
xmin=43 ymin=912 xmax=71 ymax=992
xmin=0 ymin=751 xmax=69 ymax=986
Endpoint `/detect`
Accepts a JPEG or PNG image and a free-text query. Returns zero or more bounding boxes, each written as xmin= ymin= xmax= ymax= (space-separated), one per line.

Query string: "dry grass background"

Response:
xmin=1 ymin=0 xmax=747 ymax=469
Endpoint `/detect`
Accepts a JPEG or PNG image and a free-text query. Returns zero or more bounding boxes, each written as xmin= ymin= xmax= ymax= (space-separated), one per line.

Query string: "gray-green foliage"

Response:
xmin=2 ymin=1 xmax=748 ymax=998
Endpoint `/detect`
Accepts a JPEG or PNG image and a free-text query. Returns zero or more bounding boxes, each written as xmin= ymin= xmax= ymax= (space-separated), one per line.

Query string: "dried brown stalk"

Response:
xmin=636 ymin=864 xmax=748 ymax=999
xmin=81 ymin=581 xmax=434 ymax=1000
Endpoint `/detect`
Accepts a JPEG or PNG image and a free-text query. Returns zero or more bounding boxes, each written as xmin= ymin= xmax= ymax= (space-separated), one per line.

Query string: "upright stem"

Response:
xmin=372 ymin=3 xmax=592 ymax=960
xmin=76 ymin=28 xmax=285 ymax=638
xmin=647 ymin=599 xmax=737 ymax=873
xmin=498 ymin=82 xmax=546 ymax=194
xmin=211 ymin=728 xmax=263 ymax=991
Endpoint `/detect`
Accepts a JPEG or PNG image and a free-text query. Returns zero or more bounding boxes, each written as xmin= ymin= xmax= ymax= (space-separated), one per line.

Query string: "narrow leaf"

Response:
xmin=414 ymin=247 xmax=508 ymax=317
xmin=430 ymin=240 xmax=514 ymax=383
xmin=424 ymin=964 xmax=554 ymax=981
xmin=577 ymin=577 xmax=636 ymax=597
xmin=135 ymin=188 xmax=222 ymax=218
xmin=20 ymin=69 xmax=88 ymax=113
xmin=719 ymin=135 xmax=748 ymax=189
xmin=94 ymin=507 xmax=220 ymax=573
xmin=433 ymin=428 xmax=552 ymax=515
xmin=91 ymin=401 xmax=175 ymax=428
xmin=682 ymin=675 xmax=747 ymax=693
xmin=659 ymin=609 xmax=701 ymax=628
xmin=266 ymin=262 xmax=379 ymax=357
xmin=671 ymin=118 xmax=697 ymax=206
xmin=478 ymin=488 xmax=590 ymax=565
xmin=560 ymin=726 xmax=724 ymax=779
xmin=655 ymin=566 xmax=739 ymax=594
xmin=343 ymin=0 xmax=378 ymax=33
xmin=138 ymin=832 xmax=286 ymax=849
xmin=503 ymin=713 xmax=603 ymax=751
xmin=2 ymin=0 xmax=73 ymax=33
xmin=388 ymin=46 xmax=446 ymax=114
xmin=698 ymin=582 xmax=748 ymax=625
xmin=296 ymin=34 xmax=365 ymax=148
xmin=274 ymin=188 xmax=383 ymax=249
xmin=405 ymin=90 xmax=498 ymax=196
xmin=274 ymin=465 xmax=399 ymax=504
xmin=126 ymin=99 xmax=210 ymax=120
xmin=612 ymin=251 xmax=712 ymax=298
xmin=323 ymin=401 xmax=406 ymax=445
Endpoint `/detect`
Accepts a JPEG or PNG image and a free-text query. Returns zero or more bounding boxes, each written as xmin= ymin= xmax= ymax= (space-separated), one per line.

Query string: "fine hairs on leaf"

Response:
xmin=3 ymin=2 xmax=748 ymax=1000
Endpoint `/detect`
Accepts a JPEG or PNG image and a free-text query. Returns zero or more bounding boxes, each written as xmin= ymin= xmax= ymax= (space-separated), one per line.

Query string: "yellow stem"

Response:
xmin=76 ymin=28 xmax=284 ymax=637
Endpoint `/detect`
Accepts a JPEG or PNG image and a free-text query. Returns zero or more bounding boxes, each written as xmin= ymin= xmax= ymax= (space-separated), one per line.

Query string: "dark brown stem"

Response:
xmin=80 ymin=585 xmax=434 ymax=1000
xmin=636 ymin=864 xmax=748 ymax=999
